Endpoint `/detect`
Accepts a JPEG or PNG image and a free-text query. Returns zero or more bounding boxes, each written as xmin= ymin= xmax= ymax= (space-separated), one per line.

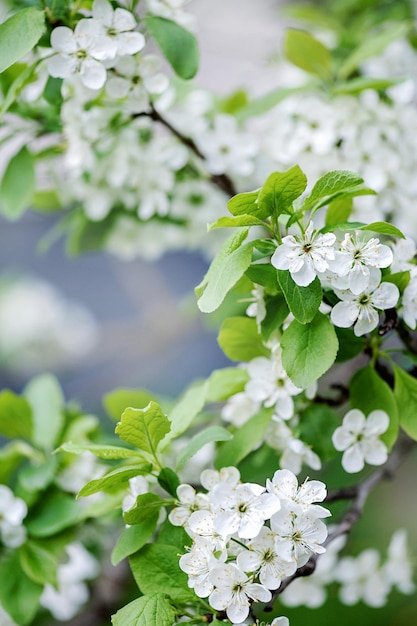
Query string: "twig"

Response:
xmin=264 ymin=430 xmax=415 ymax=611
xmin=135 ymin=105 xmax=238 ymax=197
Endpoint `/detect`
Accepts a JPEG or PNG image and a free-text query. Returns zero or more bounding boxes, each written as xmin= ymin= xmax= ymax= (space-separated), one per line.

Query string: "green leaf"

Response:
xmin=116 ymin=402 xmax=171 ymax=457
xmin=111 ymin=594 xmax=176 ymax=626
xmin=338 ymin=22 xmax=410 ymax=79
xmin=277 ymin=271 xmax=322 ymax=324
xmin=325 ymin=197 xmax=352 ymax=226
xmin=298 ymin=404 xmax=340 ymax=461
xmin=237 ymin=86 xmax=305 ymax=121
xmin=227 ymin=190 xmax=263 ymax=217
xmin=43 ymin=76 xmax=63 ymax=106
xmin=19 ymin=541 xmax=58 ymax=587
xmin=196 ymin=228 xmax=254 ymax=313
xmin=281 ymin=313 xmax=338 ymax=388
xmin=383 ymin=271 xmax=410 ymax=292
xmin=284 ymin=28 xmax=331 ymax=80
xmin=245 ymin=263 xmax=280 ymax=290
xmin=163 ymin=380 xmax=207 ymax=442
xmin=24 ymin=374 xmax=64 ymax=451
xmin=350 ymin=366 xmax=398 ymax=448
xmin=393 ymin=366 xmax=417 ymax=441
xmin=103 ymin=388 xmax=159 ymax=421
xmin=0 ymin=440 xmax=38 ymax=483
xmin=78 ymin=463 xmax=152 ymax=498
xmin=257 ymin=166 xmax=307 ymax=220
xmin=26 ymin=492 xmax=82 ymax=537
xmin=206 ymin=367 xmax=249 ymax=402
xmin=261 ymin=294 xmax=290 ymax=341
xmin=209 ymin=214 xmax=268 ymax=230
xmin=31 ymin=189 xmax=62 ymax=212
xmin=156 ymin=518 xmax=190 ymax=550
xmin=145 ymin=16 xmax=199 ymax=79
xmin=158 ymin=467 xmax=180 ymax=497
xmin=176 ymin=425 xmax=232 ymax=471
xmin=58 ymin=441 xmax=141 ymax=460
xmin=220 ymin=89 xmax=248 ymax=114
xmin=215 ymin=407 xmax=274 ymax=468
xmin=218 ymin=316 xmax=270 ymax=362
xmin=0 ymin=7 xmax=45 ymax=73
xmin=334 ymin=327 xmax=366 ymax=362
xmin=124 ymin=492 xmax=166 ymax=526
xmin=0 ymin=551 xmax=43 ymax=625
xmin=359 ymin=221 xmax=405 ymax=239
xmin=19 ymin=456 xmax=57 ymax=492
xmin=333 ymin=76 xmax=404 ymax=96
xmin=0 ymin=146 xmax=35 ymax=219
xmin=130 ymin=544 xmax=195 ymax=602
xmin=111 ymin=514 xmax=160 ymax=565
xmin=0 ymin=390 xmax=33 ymax=440
xmin=304 ymin=170 xmax=366 ymax=212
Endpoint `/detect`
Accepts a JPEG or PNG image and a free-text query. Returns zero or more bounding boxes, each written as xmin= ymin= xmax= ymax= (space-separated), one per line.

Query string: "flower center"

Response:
xmin=238 ymin=502 xmax=248 ymax=514
xmin=359 ymin=294 xmax=370 ymax=305
xmin=76 ymin=49 xmax=88 ymax=60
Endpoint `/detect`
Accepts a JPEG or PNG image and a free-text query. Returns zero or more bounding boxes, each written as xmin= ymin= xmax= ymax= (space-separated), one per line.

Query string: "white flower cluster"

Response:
xmin=271 ymin=221 xmax=402 ymax=336
xmin=253 ymin=90 xmax=417 ymax=233
xmin=40 ymin=542 xmax=99 ymax=621
xmin=47 ymin=0 xmax=145 ymax=90
xmin=173 ymin=467 xmax=329 ymax=624
xmin=221 ymin=341 xmax=320 ymax=475
xmin=0 ymin=485 xmax=27 ymax=548
xmin=280 ymin=529 xmax=415 ymax=609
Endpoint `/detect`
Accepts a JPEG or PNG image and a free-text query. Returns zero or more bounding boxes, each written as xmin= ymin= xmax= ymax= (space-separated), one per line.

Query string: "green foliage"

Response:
xmin=277 ymin=271 xmax=322 ymax=323
xmin=299 ymin=404 xmax=340 ymax=460
xmin=245 ymin=263 xmax=280 ymax=290
xmin=382 ymin=271 xmax=410 ymax=292
xmin=116 ymin=402 xmax=171 ymax=460
xmin=281 ymin=313 xmax=339 ymax=388
xmin=124 ymin=493 xmax=166 ymax=526
xmin=163 ymin=380 xmax=207 ymax=441
xmin=304 ymin=170 xmax=373 ymax=214
xmin=111 ymin=594 xmax=176 ymax=626
xmin=334 ymin=327 xmax=366 ymax=362
xmin=325 ymin=198 xmax=352 ymax=226
xmin=111 ymin=514 xmax=160 ymax=565
xmin=257 ymin=166 xmax=307 ymax=220
xmin=0 ymin=390 xmax=33 ymax=440
xmin=26 ymin=492 xmax=81 ymax=537
xmin=218 ymin=316 xmax=270 ymax=361
xmin=103 ymin=388 xmax=159 ymax=421
xmin=227 ymin=190 xmax=261 ymax=217
xmin=196 ymin=228 xmax=255 ymax=313
xmin=206 ymin=367 xmax=249 ymax=402
xmin=144 ymin=16 xmax=199 ymax=79
xmin=0 ymin=7 xmax=45 ymax=73
xmin=359 ymin=221 xmax=405 ymax=239
xmin=0 ymin=146 xmax=35 ymax=220
xmin=261 ymin=294 xmax=290 ymax=341
xmin=0 ymin=551 xmax=43 ymax=625
xmin=215 ymin=407 xmax=274 ymax=468
xmin=78 ymin=463 xmax=152 ymax=497
xmin=175 ymin=425 xmax=232 ymax=471
xmin=130 ymin=544 xmax=195 ymax=603
xmin=393 ymin=366 xmax=417 ymax=440
xmin=350 ymin=365 xmax=399 ymax=448
xmin=19 ymin=541 xmax=58 ymax=587
xmin=158 ymin=467 xmax=180 ymax=496
xmin=284 ymin=28 xmax=332 ymax=81
xmin=58 ymin=441 xmax=141 ymax=460
xmin=24 ymin=374 xmax=64 ymax=452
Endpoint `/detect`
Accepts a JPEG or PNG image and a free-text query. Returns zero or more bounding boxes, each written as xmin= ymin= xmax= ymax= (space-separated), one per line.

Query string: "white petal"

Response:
xmin=364 ymin=410 xmax=390 ymax=436
xmin=291 ymin=260 xmax=316 ymax=286
xmin=271 ymin=245 xmax=292 ymax=270
xmin=371 ymin=282 xmax=400 ymax=310
xmin=47 ymin=54 xmax=77 ymax=79
xmin=342 ymin=444 xmax=365 ymax=473
xmin=79 ymin=58 xmax=107 ymax=89
xmin=50 ymin=26 xmax=77 ymax=53
xmin=92 ymin=0 xmax=113 ymax=26
xmin=363 ymin=440 xmax=388 ymax=466
xmin=114 ymin=7 xmax=137 ymax=31
xmin=331 ymin=301 xmax=359 ymax=328
xmin=116 ymin=31 xmax=146 ymax=55
xmin=354 ymin=306 xmax=379 ymax=336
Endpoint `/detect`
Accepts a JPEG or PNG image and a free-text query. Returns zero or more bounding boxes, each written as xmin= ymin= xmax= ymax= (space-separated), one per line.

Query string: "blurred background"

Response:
xmin=0 ymin=1 xmax=416 ymax=623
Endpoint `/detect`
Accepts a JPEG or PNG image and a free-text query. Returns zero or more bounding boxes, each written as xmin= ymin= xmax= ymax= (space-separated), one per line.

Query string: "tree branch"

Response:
xmin=264 ymin=430 xmax=415 ymax=611
xmin=136 ymin=105 xmax=238 ymax=197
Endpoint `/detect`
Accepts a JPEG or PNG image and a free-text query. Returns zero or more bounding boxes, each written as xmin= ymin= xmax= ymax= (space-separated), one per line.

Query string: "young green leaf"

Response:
xmin=393 ymin=366 xmax=417 ymax=441
xmin=350 ymin=365 xmax=399 ymax=449
xmin=325 ymin=197 xmax=352 ymax=226
xmin=245 ymin=263 xmax=280 ymax=290
xmin=124 ymin=492 xmax=166 ymax=526
xmin=257 ymin=166 xmax=307 ymax=220
xmin=19 ymin=541 xmax=58 ymax=587
xmin=209 ymin=214 xmax=268 ymax=230
xmin=111 ymin=514 xmax=160 ymax=565
xmin=163 ymin=380 xmax=208 ymax=443
xmin=359 ymin=221 xmax=405 ymax=239
xmin=334 ymin=327 xmax=366 ymax=362
xmin=214 ymin=407 xmax=274 ymax=469
xmin=227 ymin=190 xmax=261 ymax=216
xmin=111 ymin=594 xmax=176 ymax=626
xmin=0 ymin=7 xmax=45 ymax=73
xmin=206 ymin=367 xmax=249 ymax=402
xmin=383 ymin=271 xmax=410 ymax=292
xmin=116 ymin=402 xmax=171 ymax=457
xmin=130 ymin=544 xmax=195 ymax=603
xmin=158 ymin=467 xmax=180 ymax=497
xmin=299 ymin=404 xmax=340 ymax=461
xmin=0 ymin=390 xmax=33 ymax=440
xmin=304 ymin=170 xmax=365 ymax=212
xmin=24 ymin=374 xmax=64 ymax=452
xmin=261 ymin=294 xmax=290 ymax=341
xmin=78 ymin=464 xmax=152 ymax=498
xmin=58 ymin=441 xmax=141 ymax=460
xmin=0 ymin=551 xmax=42 ymax=625
xmin=218 ymin=316 xmax=270 ymax=362
xmin=145 ymin=16 xmax=199 ymax=79
xmin=103 ymin=388 xmax=159 ymax=421
xmin=175 ymin=425 xmax=232 ymax=471
xmin=281 ymin=313 xmax=338 ymax=388
xmin=0 ymin=146 xmax=35 ymax=219
xmin=26 ymin=492 xmax=82 ymax=537
xmin=196 ymin=229 xmax=255 ymax=313
xmin=277 ymin=271 xmax=322 ymax=324
xmin=284 ymin=29 xmax=331 ymax=81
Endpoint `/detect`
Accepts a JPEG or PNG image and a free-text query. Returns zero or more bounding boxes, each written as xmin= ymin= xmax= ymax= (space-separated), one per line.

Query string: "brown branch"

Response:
xmin=135 ymin=105 xmax=238 ymax=197
xmin=264 ymin=430 xmax=415 ymax=612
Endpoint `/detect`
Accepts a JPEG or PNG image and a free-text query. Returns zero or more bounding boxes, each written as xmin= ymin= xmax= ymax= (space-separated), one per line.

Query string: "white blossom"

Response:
xmin=106 ymin=54 xmax=168 ymax=112
xmin=48 ymin=20 xmax=116 ymax=89
xmin=271 ymin=222 xmax=336 ymax=287
xmin=0 ymin=485 xmax=27 ymax=548
xmin=399 ymin=270 xmax=417 ymax=329
xmin=92 ymin=0 xmax=145 ymax=57
xmin=266 ymin=469 xmax=330 ymax=518
xmin=330 ymin=271 xmax=400 ymax=336
xmin=336 ymin=549 xmax=390 ymax=607
xmin=383 ymin=529 xmax=415 ymax=594
xmin=221 ymin=392 xmax=260 ymax=427
xmin=265 ymin=418 xmax=322 ymax=475
xmin=329 ymin=232 xmax=393 ymax=294
xmin=270 ymin=509 xmax=328 ymax=566
xmin=179 ymin=537 xmax=227 ymax=597
xmin=168 ymin=484 xmax=209 ymax=527
xmin=209 ymin=562 xmax=271 ymax=623
xmin=332 ymin=408 xmax=389 ymax=473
